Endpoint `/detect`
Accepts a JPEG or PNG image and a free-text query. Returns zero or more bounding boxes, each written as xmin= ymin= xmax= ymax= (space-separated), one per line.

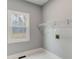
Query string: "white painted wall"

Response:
xmin=43 ymin=0 xmax=72 ymax=22
xmin=42 ymin=0 xmax=72 ymax=59
xmin=43 ymin=25 xmax=63 ymax=57
xmin=8 ymin=0 xmax=43 ymax=55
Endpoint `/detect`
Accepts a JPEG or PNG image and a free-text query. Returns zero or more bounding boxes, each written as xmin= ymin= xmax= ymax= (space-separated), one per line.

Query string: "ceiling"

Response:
xmin=25 ymin=0 xmax=49 ymax=6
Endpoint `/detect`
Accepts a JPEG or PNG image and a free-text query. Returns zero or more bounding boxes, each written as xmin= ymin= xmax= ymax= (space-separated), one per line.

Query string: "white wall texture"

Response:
xmin=42 ymin=0 xmax=72 ymax=59
xmin=43 ymin=0 xmax=72 ymax=22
